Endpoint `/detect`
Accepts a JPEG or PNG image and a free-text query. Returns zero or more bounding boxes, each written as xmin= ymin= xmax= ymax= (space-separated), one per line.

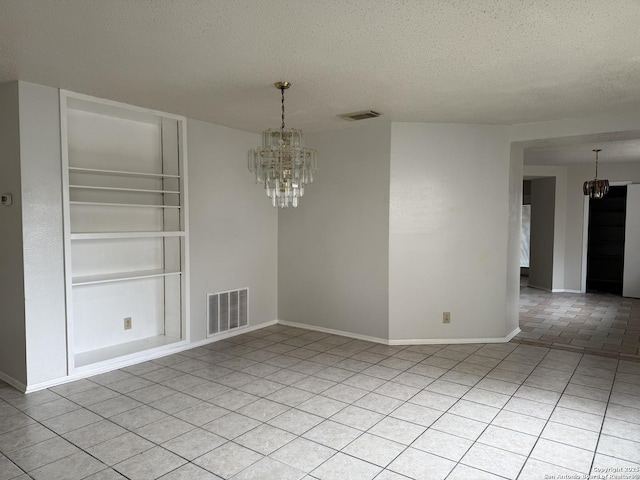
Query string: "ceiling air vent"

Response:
xmin=339 ymin=110 xmax=382 ymax=121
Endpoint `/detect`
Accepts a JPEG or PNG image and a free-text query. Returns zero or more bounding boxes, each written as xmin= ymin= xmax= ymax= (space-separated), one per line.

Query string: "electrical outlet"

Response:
xmin=124 ymin=317 xmax=132 ymax=330
xmin=443 ymin=312 xmax=451 ymax=324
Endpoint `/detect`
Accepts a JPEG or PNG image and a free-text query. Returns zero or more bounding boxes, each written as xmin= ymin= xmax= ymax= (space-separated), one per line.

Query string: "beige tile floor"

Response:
xmin=1 ymin=324 xmax=640 ymax=479
xmin=514 ymin=284 xmax=640 ymax=360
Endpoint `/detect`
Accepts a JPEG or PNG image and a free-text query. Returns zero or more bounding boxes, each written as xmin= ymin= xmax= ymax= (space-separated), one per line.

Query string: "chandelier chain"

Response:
xmin=583 ymin=148 xmax=608 ymax=200
xmin=281 ymin=86 xmax=285 ymax=134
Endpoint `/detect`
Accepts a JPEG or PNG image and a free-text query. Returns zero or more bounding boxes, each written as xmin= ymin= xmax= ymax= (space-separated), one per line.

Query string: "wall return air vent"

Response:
xmin=207 ymin=288 xmax=249 ymax=337
xmin=339 ymin=110 xmax=382 ymax=121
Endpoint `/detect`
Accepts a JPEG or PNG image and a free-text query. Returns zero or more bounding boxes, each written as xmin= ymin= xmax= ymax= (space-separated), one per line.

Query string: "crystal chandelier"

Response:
xmin=248 ymin=81 xmax=318 ymax=208
xmin=583 ymin=149 xmax=609 ymax=199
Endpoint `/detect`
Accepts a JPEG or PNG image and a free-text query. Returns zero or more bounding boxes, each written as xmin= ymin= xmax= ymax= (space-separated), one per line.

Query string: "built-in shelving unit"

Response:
xmin=60 ymin=90 xmax=189 ymax=373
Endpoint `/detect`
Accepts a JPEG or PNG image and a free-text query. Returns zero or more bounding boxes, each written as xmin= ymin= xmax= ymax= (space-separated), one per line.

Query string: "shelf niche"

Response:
xmin=61 ymin=91 xmax=189 ymax=373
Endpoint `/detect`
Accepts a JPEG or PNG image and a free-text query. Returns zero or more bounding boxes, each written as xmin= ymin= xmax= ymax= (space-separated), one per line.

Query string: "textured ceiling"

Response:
xmin=1 ymin=0 xmax=640 ymax=134
xmin=525 ymin=138 xmax=640 ymax=166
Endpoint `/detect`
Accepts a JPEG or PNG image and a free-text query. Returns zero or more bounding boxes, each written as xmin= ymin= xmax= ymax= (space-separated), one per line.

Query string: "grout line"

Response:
xmin=2 ymin=324 xmax=640 ymax=479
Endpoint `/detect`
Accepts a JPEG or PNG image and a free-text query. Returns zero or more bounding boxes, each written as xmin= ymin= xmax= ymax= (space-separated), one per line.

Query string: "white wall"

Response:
xmin=624 ymin=184 xmax=640 ymax=298
xmin=278 ymin=121 xmax=391 ymax=340
xmin=389 ymin=123 xmax=513 ymax=341
xmin=4 ymin=84 xmax=640 ymax=389
xmin=524 ymin=166 xmax=568 ymax=291
xmin=0 ymin=82 xmax=27 ymax=385
xmin=187 ymin=119 xmax=278 ymax=342
xmin=19 ymin=82 xmax=67 ymax=385
xmin=505 ymin=147 xmax=524 ymax=338
xmin=528 ymin=177 xmax=556 ymax=291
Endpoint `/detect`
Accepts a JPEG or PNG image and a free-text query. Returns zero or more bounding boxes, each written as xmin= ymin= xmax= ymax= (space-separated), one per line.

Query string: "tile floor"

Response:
xmin=515 ymin=284 xmax=640 ymax=360
xmin=1 ymin=324 xmax=640 ymax=480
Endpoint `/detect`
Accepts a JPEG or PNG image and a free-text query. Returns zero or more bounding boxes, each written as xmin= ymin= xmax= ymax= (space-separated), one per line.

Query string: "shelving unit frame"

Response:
xmin=60 ymin=90 xmax=190 ymax=374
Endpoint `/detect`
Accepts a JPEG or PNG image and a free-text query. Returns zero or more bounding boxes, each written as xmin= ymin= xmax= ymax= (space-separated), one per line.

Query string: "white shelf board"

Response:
xmin=70 ymin=231 xmax=185 ymax=240
xmin=70 ymin=201 xmax=181 ymax=209
xmin=74 ymin=334 xmax=183 ymax=368
xmin=69 ymin=185 xmax=180 ymax=194
xmin=69 ymin=166 xmax=180 ymax=179
xmin=73 ymin=269 xmax=181 ymax=286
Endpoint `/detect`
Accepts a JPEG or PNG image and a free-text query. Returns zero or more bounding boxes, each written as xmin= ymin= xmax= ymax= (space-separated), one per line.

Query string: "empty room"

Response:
xmin=1 ymin=1 xmax=639 ymax=479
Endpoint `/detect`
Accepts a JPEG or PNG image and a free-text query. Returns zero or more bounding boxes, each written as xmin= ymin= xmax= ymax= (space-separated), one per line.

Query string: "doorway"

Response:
xmin=586 ymin=186 xmax=627 ymax=295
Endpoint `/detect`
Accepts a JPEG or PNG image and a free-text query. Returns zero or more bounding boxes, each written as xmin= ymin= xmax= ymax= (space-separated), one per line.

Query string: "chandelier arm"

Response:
xmin=595 ymin=150 xmax=598 ymax=179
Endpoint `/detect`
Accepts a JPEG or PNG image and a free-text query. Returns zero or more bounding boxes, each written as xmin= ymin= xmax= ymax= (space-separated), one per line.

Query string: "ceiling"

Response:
xmin=1 ymin=0 xmax=640 ymax=135
xmin=525 ymin=138 xmax=640 ymax=166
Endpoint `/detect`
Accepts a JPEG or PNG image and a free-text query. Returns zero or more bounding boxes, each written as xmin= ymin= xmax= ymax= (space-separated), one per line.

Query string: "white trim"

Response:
xmin=389 ymin=327 xmax=521 ymax=345
xmin=580 ymin=181 xmax=632 ymax=294
xmin=72 ymin=338 xmax=189 ymax=374
xmin=526 ymin=284 xmax=553 ymax=292
xmin=0 ymin=371 xmax=27 ymax=394
xmin=581 ymin=195 xmax=589 ymax=293
xmin=23 ymin=320 xmax=278 ymax=393
xmin=197 ymin=319 xmax=275 ymax=345
xmin=59 ymin=89 xmax=187 ymax=122
xmin=276 ymin=320 xmax=388 ymax=345
xmin=505 ymin=327 xmax=521 ymax=341
xmin=552 ymin=289 xmax=582 ymax=294
xmin=59 ymin=89 xmax=191 ymax=374
xmin=70 ymin=232 xmax=186 ymax=240
xmin=68 ymin=167 xmax=181 ymax=179
xmin=179 ymin=117 xmax=190 ymax=345
xmin=72 ymin=269 xmax=181 ymax=287
xmin=59 ymin=90 xmax=74 ymax=375
xmin=69 ymin=185 xmax=181 ymax=194
xmin=69 ymin=201 xmax=182 ymax=209
xmin=20 ymin=319 xmax=523 ymax=393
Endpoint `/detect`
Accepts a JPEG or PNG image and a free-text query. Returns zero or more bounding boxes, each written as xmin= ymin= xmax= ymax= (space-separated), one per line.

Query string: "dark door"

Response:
xmin=586 ymin=185 xmax=627 ymax=295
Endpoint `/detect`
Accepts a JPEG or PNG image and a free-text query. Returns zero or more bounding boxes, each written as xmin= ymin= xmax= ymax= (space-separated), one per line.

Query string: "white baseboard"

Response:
xmin=527 ymin=284 xmax=552 ymax=292
xmin=526 ymin=284 xmax=582 ymax=294
xmin=277 ymin=320 xmax=388 ymax=345
xmin=17 ymin=319 xmax=521 ymax=394
xmin=389 ymin=326 xmax=521 ymax=345
xmin=276 ymin=320 xmax=520 ymax=346
xmin=505 ymin=327 xmax=521 ymax=341
xmin=22 ymin=320 xmax=279 ymax=393
xmin=0 ymin=371 xmax=27 ymax=393
xmin=197 ymin=319 xmax=278 ymax=346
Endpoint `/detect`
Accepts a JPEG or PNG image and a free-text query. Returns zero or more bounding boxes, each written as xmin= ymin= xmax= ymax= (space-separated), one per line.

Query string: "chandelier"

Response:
xmin=248 ymin=81 xmax=318 ymax=208
xmin=583 ymin=149 xmax=609 ymax=199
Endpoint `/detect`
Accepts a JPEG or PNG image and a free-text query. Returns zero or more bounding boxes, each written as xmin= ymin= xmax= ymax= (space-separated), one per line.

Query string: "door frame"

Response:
xmin=580 ymin=181 xmax=632 ymax=293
